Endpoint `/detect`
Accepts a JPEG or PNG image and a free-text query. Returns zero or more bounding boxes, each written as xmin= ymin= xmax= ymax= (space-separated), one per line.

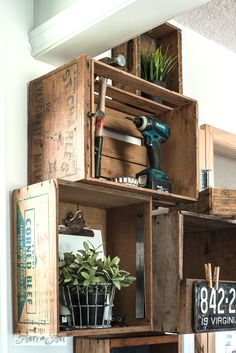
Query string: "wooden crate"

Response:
xmin=28 ymin=54 xmax=198 ymax=207
xmin=75 ymin=335 xmax=181 ymax=353
xmin=12 ymin=179 xmax=152 ymax=336
xmin=179 ymin=124 xmax=236 ymax=217
xmin=177 ymin=187 xmax=236 ymax=218
xmin=112 ymin=22 xmax=182 ymax=93
xmin=152 ymin=210 xmax=236 ymax=334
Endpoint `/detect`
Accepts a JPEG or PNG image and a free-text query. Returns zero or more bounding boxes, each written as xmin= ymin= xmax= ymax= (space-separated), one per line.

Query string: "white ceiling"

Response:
xmin=175 ymin=0 xmax=236 ymax=53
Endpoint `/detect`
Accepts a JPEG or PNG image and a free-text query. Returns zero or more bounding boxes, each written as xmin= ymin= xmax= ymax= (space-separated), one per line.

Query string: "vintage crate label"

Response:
xmin=16 ymin=193 xmax=51 ymax=330
xmin=31 ymin=64 xmax=78 ymax=181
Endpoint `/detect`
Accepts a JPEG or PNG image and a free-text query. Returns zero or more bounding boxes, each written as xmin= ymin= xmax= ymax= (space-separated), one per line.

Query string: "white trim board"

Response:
xmin=29 ymin=0 xmax=209 ymax=65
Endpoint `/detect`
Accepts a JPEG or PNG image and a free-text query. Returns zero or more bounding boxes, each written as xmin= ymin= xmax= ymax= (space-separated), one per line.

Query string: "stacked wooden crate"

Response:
xmin=28 ymin=54 xmax=198 ymax=205
xmin=112 ymin=22 xmax=182 ymax=94
xmin=14 ymin=48 xmax=199 ymax=337
xmin=15 ymin=22 xmax=236 ymax=353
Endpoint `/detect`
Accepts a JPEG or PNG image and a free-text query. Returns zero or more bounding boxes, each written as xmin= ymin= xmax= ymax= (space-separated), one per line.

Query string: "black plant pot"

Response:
xmin=142 ymin=79 xmax=166 ymax=104
xmin=79 ymin=293 xmax=106 ymax=327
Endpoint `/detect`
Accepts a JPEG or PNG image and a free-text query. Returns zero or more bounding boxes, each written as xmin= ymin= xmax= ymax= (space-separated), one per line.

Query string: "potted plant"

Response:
xmin=141 ymin=46 xmax=176 ymax=102
xmin=59 ymin=241 xmax=136 ymax=329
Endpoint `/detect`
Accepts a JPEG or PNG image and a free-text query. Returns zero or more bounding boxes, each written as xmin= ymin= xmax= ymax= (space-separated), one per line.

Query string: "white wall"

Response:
xmin=0 ymin=0 xmax=73 ymax=352
xmin=175 ymin=20 xmax=236 ymax=134
xmin=214 ymin=153 xmax=236 ymax=188
xmin=33 ymin=0 xmax=77 ymax=27
xmin=173 ymin=20 xmax=236 ymax=353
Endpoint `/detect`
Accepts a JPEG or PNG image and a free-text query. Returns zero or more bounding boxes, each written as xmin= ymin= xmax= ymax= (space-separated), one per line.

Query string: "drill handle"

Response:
xmin=146 ymin=140 xmax=162 ymax=170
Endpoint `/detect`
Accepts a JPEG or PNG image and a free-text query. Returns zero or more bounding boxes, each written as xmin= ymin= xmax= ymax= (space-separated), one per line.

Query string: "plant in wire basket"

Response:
xmin=59 ymin=241 xmax=135 ymax=328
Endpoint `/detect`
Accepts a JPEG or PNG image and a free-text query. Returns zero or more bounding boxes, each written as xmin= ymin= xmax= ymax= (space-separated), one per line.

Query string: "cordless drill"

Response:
xmin=131 ymin=115 xmax=171 ymax=192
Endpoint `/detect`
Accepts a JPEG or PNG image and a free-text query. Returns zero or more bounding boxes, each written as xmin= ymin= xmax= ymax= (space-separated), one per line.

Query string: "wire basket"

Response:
xmin=61 ymin=284 xmax=116 ymax=328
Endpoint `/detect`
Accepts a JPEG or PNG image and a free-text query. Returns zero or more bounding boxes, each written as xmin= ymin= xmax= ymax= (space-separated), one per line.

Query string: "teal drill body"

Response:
xmin=133 ymin=115 xmax=171 ymax=192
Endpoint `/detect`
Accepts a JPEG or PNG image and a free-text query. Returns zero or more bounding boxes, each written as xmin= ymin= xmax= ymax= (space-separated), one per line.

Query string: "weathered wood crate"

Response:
xmin=75 ymin=335 xmax=180 ymax=353
xmin=28 ymin=54 xmax=198 ymax=207
xmin=182 ymin=124 xmax=236 ymax=217
xmin=152 ymin=210 xmax=236 ymax=333
xmin=178 ymin=187 xmax=236 ymax=218
xmin=112 ymin=22 xmax=182 ymax=93
xmin=12 ymin=179 xmax=152 ymax=336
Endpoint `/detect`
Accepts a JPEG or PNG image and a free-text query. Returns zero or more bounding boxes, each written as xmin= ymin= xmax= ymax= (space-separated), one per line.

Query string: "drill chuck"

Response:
xmin=133 ymin=115 xmax=170 ymax=142
xmin=134 ymin=116 xmax=148 ymax=131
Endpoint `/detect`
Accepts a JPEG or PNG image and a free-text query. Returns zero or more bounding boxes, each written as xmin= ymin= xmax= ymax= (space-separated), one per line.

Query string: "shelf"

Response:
xmin=84 ymin=178 xmax=197 ymax=207
xmin=75 ymin=334 xmax=180 ymax=353
xmin=152 ymin=210 xmax=236 ymax=333
xmin=62 ymin=325 xmax=151 ymax=338
xmin=13 ymin=179 xmax=152 ymax=336
xmin=28 ymin=54 xmax=198 ymax=205
xmin=58 ymin=179 xmax=150 ymax=208
xmin=112 ymin=22 xmax=183 ymax=94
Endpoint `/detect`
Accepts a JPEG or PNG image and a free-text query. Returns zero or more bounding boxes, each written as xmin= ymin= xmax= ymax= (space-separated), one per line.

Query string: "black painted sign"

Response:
xmin=193 ymin=281 xmax=236 ymax=332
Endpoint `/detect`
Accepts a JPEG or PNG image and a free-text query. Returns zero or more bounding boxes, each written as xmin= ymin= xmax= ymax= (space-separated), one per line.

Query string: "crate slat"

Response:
xmin=94 ymin=60 xmax=193 ymax=107
xmin=94 ymin=81 xmax=174 ymax=115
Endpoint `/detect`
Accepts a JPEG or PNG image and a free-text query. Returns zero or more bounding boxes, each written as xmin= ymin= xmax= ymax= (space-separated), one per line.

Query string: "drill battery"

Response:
xmin=137 ymin=168 xmax=171 ymax=192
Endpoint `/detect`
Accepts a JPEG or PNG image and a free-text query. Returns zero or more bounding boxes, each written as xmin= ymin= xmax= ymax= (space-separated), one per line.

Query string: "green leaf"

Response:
xmin=59 ymin=261 xmax=66 ymax=268
xmin=75 ymin=254 xmax=82 ymax=261
xmin=87 ymin=240 xmax=96 ymax=251
xmin=69 ymin=263 xmax=79 ymax=269
xmin=83 ymin=279 xmax=91 ymax=286
xmin=83 ymin=241 xmax=90 ymax=251
xmin=59 ymin=241 xmax=136 ymax=292
xmin=113 ymin=281 xmax=121 ymax=290
xmin=64 ymin=278 xmax=72 ymax=284
xmin=140 ymin=46 xmax=176 ymax=82
xmin=81 ymin=262 xmax=92 ymax=271
xmin=93 ymin=277 xmax=100 ymax=284
xmin=77 ymin=249 xmax=87 ymax=256
xmin=81 ymin=271 xmax=90 ymax=279
xmin=98 ymin=276 xmax=106 ymax=283
xmin=110 ymin=256 xmax=120 ymax=266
